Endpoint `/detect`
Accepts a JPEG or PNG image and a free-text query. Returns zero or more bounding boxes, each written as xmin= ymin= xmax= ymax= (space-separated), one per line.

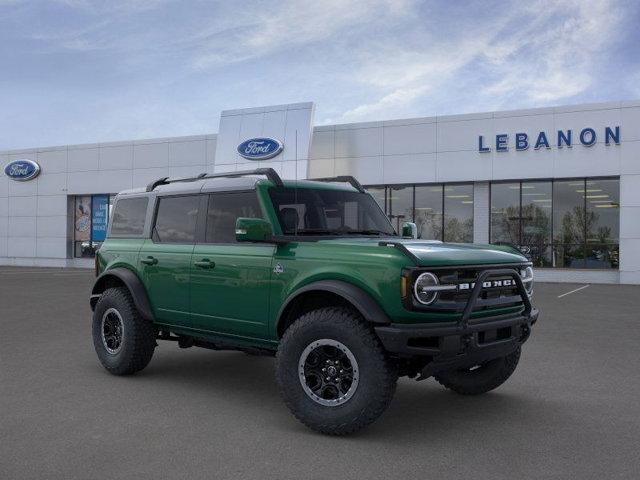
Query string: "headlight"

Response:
xmin=413 ymin=272 xmax=440 ymax=305
xmin=520 ymin=266 xmax=534 ymax=296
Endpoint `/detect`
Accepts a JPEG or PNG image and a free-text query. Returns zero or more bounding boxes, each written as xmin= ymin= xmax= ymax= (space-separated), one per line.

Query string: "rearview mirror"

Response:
xmin=235 ymin=217 xmax=274 ymax=242
xmin=401 ymin=222 xmax=418 ymax=239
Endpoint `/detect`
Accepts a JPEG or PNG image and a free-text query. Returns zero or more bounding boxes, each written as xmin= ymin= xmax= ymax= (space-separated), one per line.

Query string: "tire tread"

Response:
xmin=276 ymin=307 xmax=397 ymax=435
xmin=92 ymin=287 xmax=156 ymax=375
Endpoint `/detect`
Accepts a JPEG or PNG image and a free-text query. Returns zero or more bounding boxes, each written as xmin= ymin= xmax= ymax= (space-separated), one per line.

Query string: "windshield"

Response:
xmin=269 ymin=187 xmax=397 ymax=236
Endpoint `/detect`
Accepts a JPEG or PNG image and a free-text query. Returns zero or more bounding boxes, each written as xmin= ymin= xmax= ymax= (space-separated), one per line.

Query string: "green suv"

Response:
xmin=90 ymin=168 xmax=538 ymax=435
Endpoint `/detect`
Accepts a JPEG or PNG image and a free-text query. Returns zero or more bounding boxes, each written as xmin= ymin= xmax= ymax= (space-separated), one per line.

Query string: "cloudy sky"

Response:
xmin=1 ymin=0 xmax=638 ymax=150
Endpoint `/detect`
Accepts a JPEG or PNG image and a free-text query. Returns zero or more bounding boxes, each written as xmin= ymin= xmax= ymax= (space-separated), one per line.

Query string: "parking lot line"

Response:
xmin=557 ymin=284 xmax=590 ymax=298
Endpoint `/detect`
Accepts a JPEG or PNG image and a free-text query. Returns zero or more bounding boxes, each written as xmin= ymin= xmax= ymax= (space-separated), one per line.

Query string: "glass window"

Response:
xmin=490 ymin=183 xmax=520 ymax=245
xmin=206 ymin=192 xmax=263 ymax=243
xmin=153 ymin=195 xmax=199 ymax=244
xmin=268 ymin=187 xmax=396 ymax=236
xmin=585 ymin=179 xmax=619 ymax=244
xmin=74 ymin=194 xmax=120 ymax=257
xmin=489 ymin=177 xmax=620 ymax=269
xmin=553 ymin=180 xmax=586 ymax=268
xmin=110 ymin=197 xmax=148 ymax=237
xmin=521 ymin=181 xmax=552 ymax=266
xmin=388 ymin=186 xmax=413 ymax=232
xmin=74 ymin=196 xmax=92 ymax=257
xmin=414 ymin=185 xmax=442 ymax=240
xmin=366 ymin=186 xmax=386 ymax=213
xmin=585 ymin=179 xmax=619 ymax=269
xmin=444 ymin=184 xmax=473 ymax=243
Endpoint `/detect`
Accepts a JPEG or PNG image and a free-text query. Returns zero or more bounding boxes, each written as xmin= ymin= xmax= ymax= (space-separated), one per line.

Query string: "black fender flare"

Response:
xmin=90 ymin=268 xmax=155 ymax=321
xmin=275 ymin=280 xmax=391 ymax=336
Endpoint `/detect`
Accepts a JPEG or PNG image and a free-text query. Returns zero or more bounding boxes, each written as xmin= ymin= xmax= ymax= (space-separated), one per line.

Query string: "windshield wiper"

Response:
xmin=293 ymin=229 xmax=341 ymax=235
xmin=342 ymin=229 xmax=394 ymax=236
xmin=289 ymin=228 xmax=395 ymax=236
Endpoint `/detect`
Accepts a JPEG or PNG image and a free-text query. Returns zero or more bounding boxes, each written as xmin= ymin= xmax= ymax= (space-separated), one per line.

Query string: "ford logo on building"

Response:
xmin=237 ymin=137 xmax=283 ymax=160
xmin=4 ymin=159 xmax=41 ymax=181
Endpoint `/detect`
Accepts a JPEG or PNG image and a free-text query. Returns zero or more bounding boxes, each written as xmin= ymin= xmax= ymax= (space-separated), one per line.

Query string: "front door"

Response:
xmin=139 ymin=194 xmax=202 ymax=328
xmin=190 ymin=191 xmax=275 ymax=338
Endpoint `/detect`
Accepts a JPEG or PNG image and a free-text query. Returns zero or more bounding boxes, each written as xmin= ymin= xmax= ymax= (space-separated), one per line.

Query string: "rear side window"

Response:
xmin=153 ymin=195 xmax=200 ymax=244
xmin=205 ymin=192 xmax=262 ymax=243
xmin=110 ymin=197 xmax=148 ymax=236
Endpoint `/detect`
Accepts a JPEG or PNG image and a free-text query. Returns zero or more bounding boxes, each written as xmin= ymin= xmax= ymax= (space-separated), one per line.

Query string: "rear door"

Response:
xmin=139 ymin=194 xmax=203 ymax=328
xmin=190 ymin=191 xmax=275 ymax=338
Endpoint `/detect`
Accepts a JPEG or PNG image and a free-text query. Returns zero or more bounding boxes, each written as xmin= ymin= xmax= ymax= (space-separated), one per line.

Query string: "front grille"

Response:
xmin=409 ymin=265 xmax=528 ymax=313
xmin=440 ymin=268 xmax=520 ymax=303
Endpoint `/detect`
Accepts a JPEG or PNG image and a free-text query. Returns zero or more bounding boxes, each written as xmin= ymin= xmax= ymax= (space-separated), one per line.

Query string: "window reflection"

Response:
xmin=585 ymin=179 xmax=619 ymax=268
xmin=414 ymin=185 xmax=442 ymax=240
xmin=521 ymin=181 xmax=552 ymax=266
xmin=368 ymin=183 xmax=474 ymax=242
xmin=366 ymin=186 xmax=386 ymax=214
xmin=489 ymin=178 xmax=619 ymax=269
xmin=388 ymin=186 xmax=413 ymax=232
xmin=490 ymin=183 xmax=520 ymax=245
xmin=444 ymin=184 xmax=473 ymax=243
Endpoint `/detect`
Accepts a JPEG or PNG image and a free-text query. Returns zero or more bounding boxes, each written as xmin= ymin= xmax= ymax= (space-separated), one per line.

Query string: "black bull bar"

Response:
xmin=375 ymin=268 xmax=539 ymax=379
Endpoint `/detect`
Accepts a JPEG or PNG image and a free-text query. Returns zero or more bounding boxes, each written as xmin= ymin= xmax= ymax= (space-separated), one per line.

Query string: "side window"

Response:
xmin=110 ymin=197 xmax=148 ymax=236
xmin=277 ymin=203 xmax=306 ymax=233
xmin=153 ymin=195 xmax=200 ymax=244
xmin=206 ymin=192 xmax=262 ymax=243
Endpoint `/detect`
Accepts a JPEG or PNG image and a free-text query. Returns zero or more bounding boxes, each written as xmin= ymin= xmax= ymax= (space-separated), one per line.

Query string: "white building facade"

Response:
xmin=1 ymin=100 xmax=639 ymax=284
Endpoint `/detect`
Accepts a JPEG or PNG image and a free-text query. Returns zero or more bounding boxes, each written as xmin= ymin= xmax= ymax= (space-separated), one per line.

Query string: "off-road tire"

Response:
xmin=276 ymin=307 xmax=397 ymax=435
xmin=434 ymin=347 xmax=521 ymax=395
xmin=92 ymin=287 xmax=156 ymax=375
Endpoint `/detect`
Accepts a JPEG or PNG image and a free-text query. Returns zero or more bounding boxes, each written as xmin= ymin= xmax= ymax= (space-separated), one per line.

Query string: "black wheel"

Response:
xmin=276 ymin=307 xmax=397 ymax=435
xmin=92 ymin=287 xmax=156 ymax=375
xmin=434 ymin=347 xmax=521 ymax=395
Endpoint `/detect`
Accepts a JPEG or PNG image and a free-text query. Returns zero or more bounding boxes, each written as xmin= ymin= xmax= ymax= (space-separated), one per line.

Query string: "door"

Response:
xmin=139 ymin=194 xmax=202 ymax=328
xmin=190 ymin=191 xmax=275 ymax=338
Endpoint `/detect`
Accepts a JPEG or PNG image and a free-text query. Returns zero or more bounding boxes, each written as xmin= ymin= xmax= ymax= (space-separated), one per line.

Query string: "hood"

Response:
xmin=317 ymin=237 xmax=528 ymax=267
xmin=396 ymin=240 xmax=528 ymax=267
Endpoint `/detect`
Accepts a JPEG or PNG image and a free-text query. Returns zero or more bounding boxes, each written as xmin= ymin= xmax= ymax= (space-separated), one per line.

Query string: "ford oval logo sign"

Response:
xmin=4 ymin=159 xmax=41 ymax=181
xmin=237 ymin=137 xmax=283 ymax=160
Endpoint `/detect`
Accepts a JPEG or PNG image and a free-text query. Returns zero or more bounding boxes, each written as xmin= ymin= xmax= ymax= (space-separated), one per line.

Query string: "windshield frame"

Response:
xmin=267 ymin=186 xmax=398 ymax=238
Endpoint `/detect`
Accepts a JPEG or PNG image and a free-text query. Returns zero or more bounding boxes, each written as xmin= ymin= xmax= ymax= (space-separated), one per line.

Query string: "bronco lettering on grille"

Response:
xmin=458 ymin=279 xmax=514 ymax=291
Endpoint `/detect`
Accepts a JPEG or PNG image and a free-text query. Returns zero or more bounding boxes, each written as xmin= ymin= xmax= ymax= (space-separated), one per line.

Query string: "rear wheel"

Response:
xmin=276 ymin=307 xmax=397 ymax=435
xmin=434 ymin=347 xmax=521 ymax=395
xmin=92 ymin=287 xmax=156 ymax=375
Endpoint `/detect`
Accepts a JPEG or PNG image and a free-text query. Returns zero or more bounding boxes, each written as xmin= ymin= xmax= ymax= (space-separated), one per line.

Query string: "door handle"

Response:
xmin=140 ymin=256 xmax=158 ymax=266
xmin=194 ymin=259 xmax=215 ymax=269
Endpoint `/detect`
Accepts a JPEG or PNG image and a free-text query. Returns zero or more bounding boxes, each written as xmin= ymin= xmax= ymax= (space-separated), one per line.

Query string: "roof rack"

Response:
xmin=309 ymin=175 xmax=365 ymax=193
xmin=145 ymin=167 xmax=284 ymax=192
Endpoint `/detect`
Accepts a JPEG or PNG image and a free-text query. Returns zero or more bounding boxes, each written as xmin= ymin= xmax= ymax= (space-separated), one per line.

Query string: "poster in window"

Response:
xmin=91 ymin=195 xmax=109 ymax=242
xmin=75 ymin=196 xmax=91 ymax=242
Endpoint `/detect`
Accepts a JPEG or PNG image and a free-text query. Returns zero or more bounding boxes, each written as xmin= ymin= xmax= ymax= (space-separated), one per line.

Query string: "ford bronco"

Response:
xmin=90 ymin=168 xmax=538 ymax=435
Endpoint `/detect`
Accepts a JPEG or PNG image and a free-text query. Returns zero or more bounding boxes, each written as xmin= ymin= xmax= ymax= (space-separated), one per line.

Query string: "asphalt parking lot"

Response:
xmin=1 ymin=268 xmax=639 ymax=479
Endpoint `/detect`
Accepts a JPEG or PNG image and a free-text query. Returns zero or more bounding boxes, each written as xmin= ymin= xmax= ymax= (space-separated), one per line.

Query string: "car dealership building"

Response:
xmin=1 ymin=100 xmax=639 ymax=284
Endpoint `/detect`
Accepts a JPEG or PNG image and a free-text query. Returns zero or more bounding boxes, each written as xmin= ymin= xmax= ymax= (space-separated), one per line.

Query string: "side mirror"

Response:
xmin=235 ymin=217 xmax=273 ymax=242
xmin=401 ymin=222 xmax=418 ymax=239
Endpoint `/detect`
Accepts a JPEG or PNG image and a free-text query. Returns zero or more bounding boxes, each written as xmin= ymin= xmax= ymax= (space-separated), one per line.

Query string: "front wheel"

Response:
xmin=434 ymin=347 xmax=521 ymax=395
xmin=276 ymin=307 xmax=397 ymax=435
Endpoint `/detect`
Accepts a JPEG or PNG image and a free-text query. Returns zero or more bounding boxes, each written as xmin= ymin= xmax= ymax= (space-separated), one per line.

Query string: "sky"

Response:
xmin=1 ymin=0 xmax=639 ymax=150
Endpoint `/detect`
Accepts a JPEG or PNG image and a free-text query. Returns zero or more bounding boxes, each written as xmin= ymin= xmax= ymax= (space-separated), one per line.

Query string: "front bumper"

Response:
xmin=376 ymin=309 xmax=538 ymax=376
xmin=375 ymin=267 xmax=539 ymax=378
